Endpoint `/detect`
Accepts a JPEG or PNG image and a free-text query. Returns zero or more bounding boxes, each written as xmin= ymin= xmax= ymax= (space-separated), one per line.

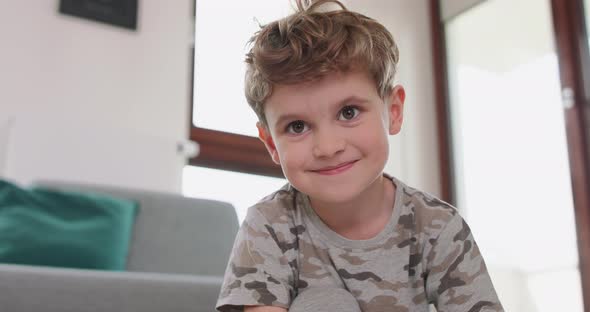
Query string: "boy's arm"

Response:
xmin=424 ymin=215 xmax=504 ymax=312
xmin=244 ymin=306 xmax=288 ymax=312
xmin=216 ymin=206 xmax=294 ymax=311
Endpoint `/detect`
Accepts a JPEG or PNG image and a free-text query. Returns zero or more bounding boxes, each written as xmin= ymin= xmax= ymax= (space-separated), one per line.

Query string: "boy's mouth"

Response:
xmin=311 ymin=160 xmax=358 ymax=175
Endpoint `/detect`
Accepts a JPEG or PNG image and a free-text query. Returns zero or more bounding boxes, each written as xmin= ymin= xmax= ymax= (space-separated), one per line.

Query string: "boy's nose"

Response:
xmin=312 ymin=129 xmax=345 ymax=158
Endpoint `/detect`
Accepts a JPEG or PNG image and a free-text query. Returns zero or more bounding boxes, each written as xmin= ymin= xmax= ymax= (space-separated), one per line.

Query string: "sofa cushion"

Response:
xmin=36 ymin=181 xmax=240 ymax=276
xmin=0 ymin=179 xmax=138 ymax=270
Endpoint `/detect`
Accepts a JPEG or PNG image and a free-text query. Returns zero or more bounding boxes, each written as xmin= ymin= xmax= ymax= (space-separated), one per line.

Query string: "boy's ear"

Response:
xmin=257 ymin=122 xmax=281 ymax=165
xmin=387 ymin=85 xmax=405 ymax=135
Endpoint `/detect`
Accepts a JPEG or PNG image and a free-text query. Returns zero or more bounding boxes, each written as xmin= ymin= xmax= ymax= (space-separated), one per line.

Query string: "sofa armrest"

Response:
xmin=0 ymin=264 xmax=222 ymax=312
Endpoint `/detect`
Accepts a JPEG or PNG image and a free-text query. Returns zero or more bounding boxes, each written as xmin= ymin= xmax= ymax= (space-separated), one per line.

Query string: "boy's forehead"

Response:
xmin=265 ymin=70 xmax=378 ymax=108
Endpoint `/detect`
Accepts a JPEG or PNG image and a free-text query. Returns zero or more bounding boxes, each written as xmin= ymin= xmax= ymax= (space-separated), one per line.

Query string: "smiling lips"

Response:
xmin=312 ymin=160 xmax=358 ymax=175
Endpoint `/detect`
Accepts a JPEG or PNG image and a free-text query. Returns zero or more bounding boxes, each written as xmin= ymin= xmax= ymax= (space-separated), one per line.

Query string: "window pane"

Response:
xmin=446 ymin=0 xmax=582 ymax=311
xmin=182 ymin=166 xmax=286 ymax=223
xmin=193 ymin=1 xmax=294 ymax=137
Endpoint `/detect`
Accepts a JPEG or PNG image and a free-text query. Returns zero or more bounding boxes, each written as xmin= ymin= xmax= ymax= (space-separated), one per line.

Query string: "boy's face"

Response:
xmin=257 ymin=70 xmax=405 ymax=204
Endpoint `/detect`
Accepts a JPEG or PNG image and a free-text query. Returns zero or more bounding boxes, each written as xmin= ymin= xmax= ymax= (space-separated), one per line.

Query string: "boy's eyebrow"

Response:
xmin=273 ymin=95 xmax=370 ymax=128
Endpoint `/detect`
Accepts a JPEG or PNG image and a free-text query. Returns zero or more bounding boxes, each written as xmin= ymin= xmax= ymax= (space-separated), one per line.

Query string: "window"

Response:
xmin=442 ymin=0 xmax=587 ymax=310
xmin=185 ymin=1 xmax=291 ymax=216
xmin=188 ymin=1 xmax=295 ymax=178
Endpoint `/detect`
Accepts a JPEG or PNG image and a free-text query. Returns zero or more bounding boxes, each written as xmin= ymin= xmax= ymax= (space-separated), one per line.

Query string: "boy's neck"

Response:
xmin=309 ymin=175 xmax=396 ymax=240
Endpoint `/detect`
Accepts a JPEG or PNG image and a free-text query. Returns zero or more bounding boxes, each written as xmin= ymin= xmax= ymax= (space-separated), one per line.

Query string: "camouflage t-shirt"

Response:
xmin=216 ymin=175 xmax=503 ymax=312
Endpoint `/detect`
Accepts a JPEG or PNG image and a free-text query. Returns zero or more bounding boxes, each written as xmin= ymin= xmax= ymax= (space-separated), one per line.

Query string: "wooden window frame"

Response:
xmin=551 ymin=0 xmax=590 ymax=309
xmin=187 ymin=0 xmax=282 ymax=178
xmin=188 ymin=127 xmax=283 ymax=178
xmin=429 ymin=0 xmax=590 ymax=309
xmin=185 ymin=0 xmax=281 ymax=178
xmin=188 ymin=0 xmax=284 ymax=178
xmin=187 ymin=54 xmax=283 ymax=178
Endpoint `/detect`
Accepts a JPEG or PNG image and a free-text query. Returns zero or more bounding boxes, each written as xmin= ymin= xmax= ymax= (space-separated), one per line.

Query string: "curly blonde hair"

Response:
xmin=245 ymin=0 xmax=399 ymax=127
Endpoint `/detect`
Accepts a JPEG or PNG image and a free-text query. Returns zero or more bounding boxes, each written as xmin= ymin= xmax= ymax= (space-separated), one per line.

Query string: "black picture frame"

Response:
xmin=59 ymin=0 xmax=138 ymax=30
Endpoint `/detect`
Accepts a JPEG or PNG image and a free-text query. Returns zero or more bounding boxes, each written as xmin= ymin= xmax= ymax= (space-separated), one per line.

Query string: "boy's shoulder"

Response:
xmin=244 ymin=183 xmax=300 ymax=226
xmin=389 ymin=175 xmax=461 ymax=238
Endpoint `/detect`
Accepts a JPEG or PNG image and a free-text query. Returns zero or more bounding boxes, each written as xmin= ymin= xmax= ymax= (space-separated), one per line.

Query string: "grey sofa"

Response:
xmin=0 ymin=181 xmax=239 ymax=312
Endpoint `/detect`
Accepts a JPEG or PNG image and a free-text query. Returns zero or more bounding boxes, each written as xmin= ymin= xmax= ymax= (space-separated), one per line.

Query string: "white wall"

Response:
xmin=0 ymin=0 xmax=193 ymax=191
xmin=0 ymin=120 xmax=14 ymax=175
xmin=2 ymin=114 xmax=190 ymax=192
xmin=347 ymin=0 xmax=441 ymax=197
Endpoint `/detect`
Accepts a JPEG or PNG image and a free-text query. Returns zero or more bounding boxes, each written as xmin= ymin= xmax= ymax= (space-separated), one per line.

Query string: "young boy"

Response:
xmin=216 ymin=1 xmax=503 ymax=311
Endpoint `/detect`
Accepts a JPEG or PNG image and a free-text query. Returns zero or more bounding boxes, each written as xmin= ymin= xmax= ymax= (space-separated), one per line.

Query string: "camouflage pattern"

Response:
xmin=216 ymin=175 xmax=504 ymax=312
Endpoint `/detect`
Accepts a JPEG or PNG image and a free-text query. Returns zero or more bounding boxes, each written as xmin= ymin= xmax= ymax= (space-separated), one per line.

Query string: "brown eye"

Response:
xmin=339 ymin=106 xmax=359 ymax=120
xmin=287 ymin=120 xmax=308 ymax=134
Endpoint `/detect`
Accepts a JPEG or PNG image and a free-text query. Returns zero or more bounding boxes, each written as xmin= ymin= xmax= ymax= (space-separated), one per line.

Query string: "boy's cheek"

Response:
xmin=276 ymin=146 xmax=305 ymax=168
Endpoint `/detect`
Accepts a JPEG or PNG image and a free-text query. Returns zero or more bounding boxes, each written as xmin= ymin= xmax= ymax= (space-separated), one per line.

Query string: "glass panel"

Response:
xmin=182 ymin=166 xmax=286 ymax=223
xmin=445 ymin=0 xmax=582 ymax=311
xmin=193 ymin=1 xmax=293 ymax=137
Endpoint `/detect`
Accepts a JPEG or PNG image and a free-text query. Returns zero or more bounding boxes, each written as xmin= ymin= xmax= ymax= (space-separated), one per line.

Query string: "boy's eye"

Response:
xmin=286 ymin=120 xmax=309 ymax=134
xmin=339 ymin=106 xmax=360 ymax=120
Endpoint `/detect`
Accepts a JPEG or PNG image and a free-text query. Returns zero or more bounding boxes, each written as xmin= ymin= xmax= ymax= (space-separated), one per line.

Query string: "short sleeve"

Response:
xmin=216 ymin=206 xmax=295 ymax=312
xmin=424 ymin=215 xmax=504 ymax=312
